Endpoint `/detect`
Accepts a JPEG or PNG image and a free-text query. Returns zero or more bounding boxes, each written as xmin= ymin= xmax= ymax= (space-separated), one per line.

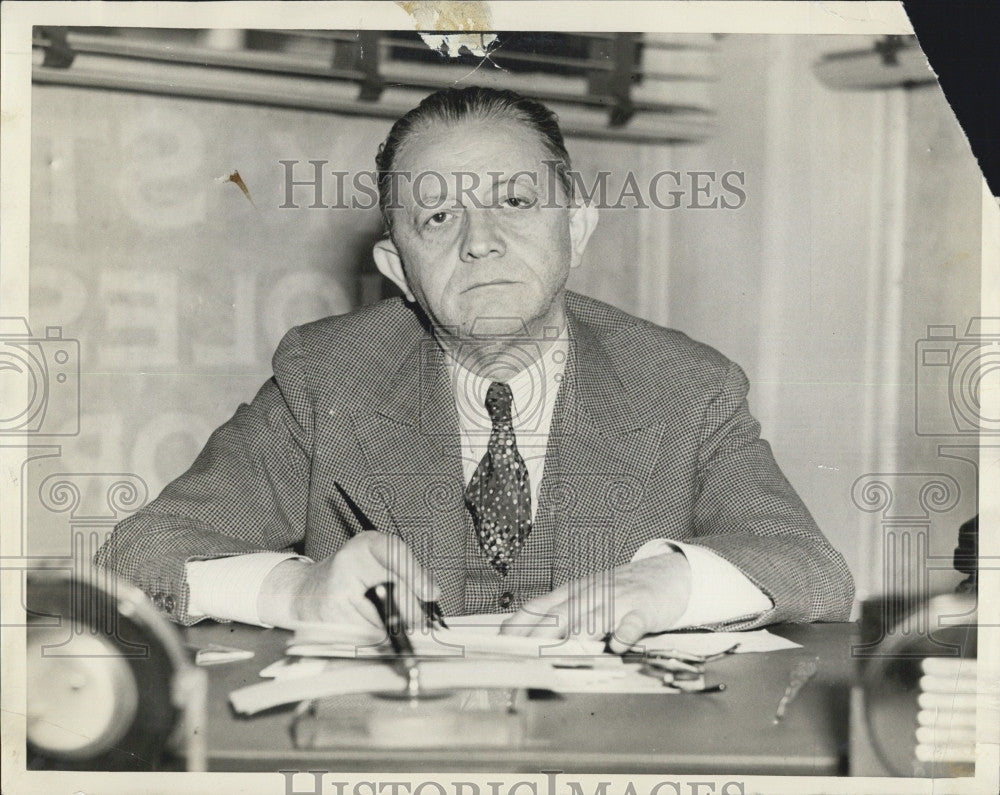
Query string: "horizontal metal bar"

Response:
xmin=33 ymin=35 xmax=713 ymax=118
xmin=817 ymin=36 xmax=918 ymax=62
xmin=36 ymin=31 xmax=718 ymax=86
xmin=480 ymin=50 xmax=616 ymax=72
xmin=32 ymin=65 xmax=404 ymax=117
xmin=258 ymin=29 xmax=360 ymax=43
xmin=35 ymin=32 xmax=363 ymax=82
xmin=643 ymin=40 xmax=717 ymax=52
xmin=32 ymin=65 xmax=711 ymax=144
xmin=636 ymin=70 xmax=718 ymax=83
xmin=382 ymin=73 xmax=713 ymax=115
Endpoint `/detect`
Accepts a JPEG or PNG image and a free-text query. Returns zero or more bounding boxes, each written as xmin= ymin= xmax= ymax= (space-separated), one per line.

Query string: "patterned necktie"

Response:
xmin=464 ymin=381 xmax=533 ymax=575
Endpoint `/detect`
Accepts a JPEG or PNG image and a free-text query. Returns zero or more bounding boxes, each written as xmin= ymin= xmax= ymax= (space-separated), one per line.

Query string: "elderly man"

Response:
xmin=95 ymin=86 xmax=854 ymax=649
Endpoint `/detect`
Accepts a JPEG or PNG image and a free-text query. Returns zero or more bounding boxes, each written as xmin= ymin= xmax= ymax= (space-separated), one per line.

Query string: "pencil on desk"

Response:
xmin=773 ymin=657 xmax=818 ymax=723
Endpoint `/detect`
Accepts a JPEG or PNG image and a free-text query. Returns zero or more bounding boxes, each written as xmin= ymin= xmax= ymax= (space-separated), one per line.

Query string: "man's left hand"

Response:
xmin=498 ymin=552 xmax=692 ymax=652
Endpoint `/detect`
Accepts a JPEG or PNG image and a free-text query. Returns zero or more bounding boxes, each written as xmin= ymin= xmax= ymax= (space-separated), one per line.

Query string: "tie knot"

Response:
xmin=484 ymin=381 xmax=514 ymax=423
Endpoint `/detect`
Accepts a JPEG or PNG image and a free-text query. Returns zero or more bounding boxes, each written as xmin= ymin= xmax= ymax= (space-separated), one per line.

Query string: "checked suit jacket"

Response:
xmin=95 ymin=291 xmax=855 ymax=627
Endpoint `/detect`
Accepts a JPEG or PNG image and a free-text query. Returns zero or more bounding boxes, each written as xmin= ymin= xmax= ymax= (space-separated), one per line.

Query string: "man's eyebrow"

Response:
xmin=488 ymin=173 xmax=539 ymax=193
xmin=415 ymin=194 xmax=442 ymax=211
xmin=411 ymin=172 xmax=541 ymax=210
xmin=413 ymin=182 xmax=446 ymax=210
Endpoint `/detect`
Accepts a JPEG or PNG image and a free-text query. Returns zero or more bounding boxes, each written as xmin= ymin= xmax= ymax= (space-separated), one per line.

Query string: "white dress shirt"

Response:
xmin=186 ymin=333 xmax=771 ymax=627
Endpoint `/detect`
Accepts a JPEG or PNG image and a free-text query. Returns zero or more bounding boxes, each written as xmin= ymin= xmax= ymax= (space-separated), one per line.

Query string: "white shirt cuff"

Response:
xmin=186 ymin=552 xmax=311 ymax=626
xmin=631 ymin=538 xmax=773 ymax=629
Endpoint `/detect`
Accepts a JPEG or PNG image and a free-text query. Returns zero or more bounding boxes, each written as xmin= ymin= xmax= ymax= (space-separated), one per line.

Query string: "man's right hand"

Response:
xmin=256 ymin=531 xmax=439 ymax=629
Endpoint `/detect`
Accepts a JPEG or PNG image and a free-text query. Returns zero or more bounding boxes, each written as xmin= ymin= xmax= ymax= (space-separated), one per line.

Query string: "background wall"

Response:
xmin=24 ymin=34 xmax=983 ymax=603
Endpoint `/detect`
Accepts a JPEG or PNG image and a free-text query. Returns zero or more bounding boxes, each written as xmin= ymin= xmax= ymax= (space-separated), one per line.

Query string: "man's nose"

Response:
xmin=460 ymin=208 xmax=506 ymax=262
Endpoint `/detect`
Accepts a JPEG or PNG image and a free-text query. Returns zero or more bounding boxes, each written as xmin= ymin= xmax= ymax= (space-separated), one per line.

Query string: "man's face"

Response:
xmin=373 ymin=116 xmax=597 ymax=340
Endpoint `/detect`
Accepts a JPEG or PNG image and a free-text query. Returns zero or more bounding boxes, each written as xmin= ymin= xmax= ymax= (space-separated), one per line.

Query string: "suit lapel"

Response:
xmin=543 ymin=306 xmax=666 ymax=584
xmin=349 ymin=330 xmax=470 ymax=615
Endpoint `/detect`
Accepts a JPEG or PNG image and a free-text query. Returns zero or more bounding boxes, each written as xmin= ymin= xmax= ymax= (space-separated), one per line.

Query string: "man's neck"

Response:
xmin=442 ymin=337 xmax=561 ymax=381
xmin=434 ymin=302 xmax=568 ymax=381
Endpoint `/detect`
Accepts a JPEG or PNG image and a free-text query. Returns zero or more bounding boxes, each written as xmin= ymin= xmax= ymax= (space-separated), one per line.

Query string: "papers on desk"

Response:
xmin=285 ymin=613 xmax=802 ymax=661
xmin=232 ymin=658 xmax=680 ymax=715
xmin=640 ymin=628 xmax=801 ymax=656
xmin=287 ymin=621 xmax=601 ymax=662
xmin=227 ymin=616 xmax=800 ymax=715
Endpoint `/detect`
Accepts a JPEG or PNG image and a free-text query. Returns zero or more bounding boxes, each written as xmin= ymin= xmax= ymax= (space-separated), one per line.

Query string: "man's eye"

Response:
xmin=502 ymin=195 xmax=536 ymax=209
xmin=425 ymin=211 xmax=451 ymax=227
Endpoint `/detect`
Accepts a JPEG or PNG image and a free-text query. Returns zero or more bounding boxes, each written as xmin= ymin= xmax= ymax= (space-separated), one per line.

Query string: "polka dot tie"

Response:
xmin=464 ymin=381 xmax=533 ymax=576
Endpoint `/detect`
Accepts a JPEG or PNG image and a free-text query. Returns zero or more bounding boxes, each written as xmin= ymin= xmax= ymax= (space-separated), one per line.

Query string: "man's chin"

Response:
xmin=452 ymin=292 xmax=544 ymax=339
xmin=465 ymin=315 xmax=534 ymax=338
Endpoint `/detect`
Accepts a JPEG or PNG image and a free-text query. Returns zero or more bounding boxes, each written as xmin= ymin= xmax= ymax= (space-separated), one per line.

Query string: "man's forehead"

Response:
xmin=396 ymin=117 xmax=552 ymax=171
xmin=410 ymin=168 xmax=549 ymax=199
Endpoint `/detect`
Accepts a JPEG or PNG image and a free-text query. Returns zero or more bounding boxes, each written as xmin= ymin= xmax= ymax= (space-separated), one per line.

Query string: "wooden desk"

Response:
xmin=185 ymin=622 xmax=855 ymax=775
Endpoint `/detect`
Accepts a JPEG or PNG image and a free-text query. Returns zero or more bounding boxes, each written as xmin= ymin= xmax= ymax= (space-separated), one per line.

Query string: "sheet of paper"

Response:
xmin=639 ymin=629 xmax=801 ymax=656
xmin=259 ymin=656 xmax=330 ymax=679
xmin=287 ymin=627 xmax=604 ymax=661
xmin=445 ymin=614 xmax=803 ymax=654
xmin=187 ymin=643 xmax=256 ymax=666
xmin=286 ymin=613 xmax=801 ymax=660
xmin=233 ymin=658 xmax=678 ymax=715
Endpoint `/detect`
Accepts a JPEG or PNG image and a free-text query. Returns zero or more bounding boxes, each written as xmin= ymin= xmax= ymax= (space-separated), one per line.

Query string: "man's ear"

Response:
xmin=372 ymin=238 xmax=415 ymax=302
xmin=567 ymin=201 xmax=598 ymax=269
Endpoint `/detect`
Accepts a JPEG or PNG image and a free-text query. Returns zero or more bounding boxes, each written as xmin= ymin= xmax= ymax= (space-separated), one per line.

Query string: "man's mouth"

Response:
xmin=463 ymin=280 xmax=519 ymax=292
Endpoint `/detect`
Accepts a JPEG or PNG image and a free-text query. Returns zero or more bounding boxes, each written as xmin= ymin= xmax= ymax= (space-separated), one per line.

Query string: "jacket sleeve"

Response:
xmin=94 ymin=327 xmax=314 ymax=625
xmin=687 ymin=361 xmax=855 ymax=627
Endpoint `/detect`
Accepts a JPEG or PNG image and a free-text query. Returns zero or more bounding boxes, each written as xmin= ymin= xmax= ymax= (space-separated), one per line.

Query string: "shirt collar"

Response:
xmin=444 ymin=333 xmax=569 ymax=433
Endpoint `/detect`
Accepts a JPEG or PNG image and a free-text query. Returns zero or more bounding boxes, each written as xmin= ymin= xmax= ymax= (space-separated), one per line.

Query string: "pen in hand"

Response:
xmin=424 ymin=600 xmax=449 ymax=630
xmin=365 ymin=581 xmax=428 ymax=699
xmin=365 ymin=582 xmax=412 ymax=650
xmin=334 ymin=482 xmax=448 ymax=630
xmin=333 ymin=482 xmax=374 ymax=536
